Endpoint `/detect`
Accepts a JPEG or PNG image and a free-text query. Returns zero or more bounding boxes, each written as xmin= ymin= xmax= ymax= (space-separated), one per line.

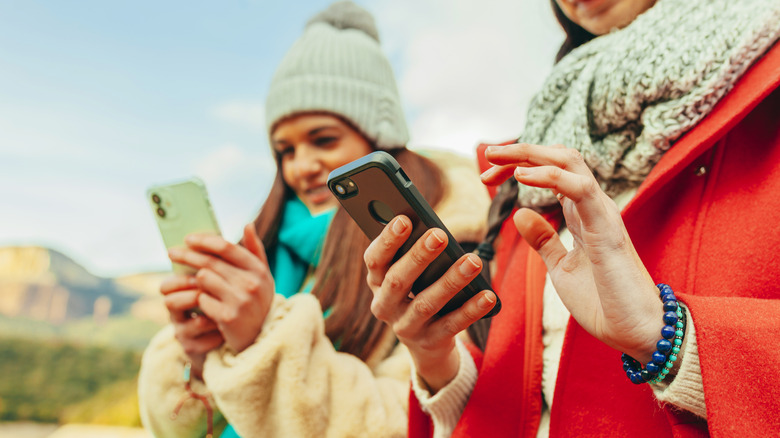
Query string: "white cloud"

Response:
xmin=212 ymin=100 xmax=267 ymax=131
xmin=369 ymin=0 xmax=564 ymax=156
xmin=192 ymin=143 xmax=275 ymax=186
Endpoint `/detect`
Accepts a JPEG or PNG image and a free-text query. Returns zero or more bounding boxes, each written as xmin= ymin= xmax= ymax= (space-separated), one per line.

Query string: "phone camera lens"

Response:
xmin=335 ymin=184 xmax=346 ymax=195
xmin=151 ymin=193 xmax=161 ymax=204
xmin=156 ymin=207 xmax=166 ymax=218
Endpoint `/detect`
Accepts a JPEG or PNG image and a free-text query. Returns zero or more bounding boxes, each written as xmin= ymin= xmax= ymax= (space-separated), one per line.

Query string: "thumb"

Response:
xmin=513 ymin=208 xmax=567 ymax=268
xmin=243 ymin=223 xmax=268 ymax=265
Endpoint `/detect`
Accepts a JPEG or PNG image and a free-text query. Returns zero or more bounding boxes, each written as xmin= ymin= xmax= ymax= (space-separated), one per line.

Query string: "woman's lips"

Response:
xmin=305 ymin=185 xmax=332 ymax=204
xmin=567 ymin=0 xmax=612 ymax=17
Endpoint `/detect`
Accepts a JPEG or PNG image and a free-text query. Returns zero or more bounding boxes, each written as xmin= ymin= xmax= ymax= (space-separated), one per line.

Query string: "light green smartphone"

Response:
xmin=147 ymin=177 xmax=222 ymax=275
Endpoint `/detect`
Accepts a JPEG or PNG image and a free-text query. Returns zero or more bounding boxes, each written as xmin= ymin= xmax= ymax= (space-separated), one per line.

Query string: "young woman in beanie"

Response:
xmin=364 ymin=0 xmax=780 ymax=436
xmin=137 ymin=2 xmax=490 ymax=437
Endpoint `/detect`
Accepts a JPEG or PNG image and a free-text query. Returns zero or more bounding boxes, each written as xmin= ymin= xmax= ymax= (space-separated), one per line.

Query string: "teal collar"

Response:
xmin=271 ymin=196 xmax=335 ymax=298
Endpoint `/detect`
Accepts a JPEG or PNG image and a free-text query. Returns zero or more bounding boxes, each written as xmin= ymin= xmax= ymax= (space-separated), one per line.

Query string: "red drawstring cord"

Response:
xmin=171 ymin=362 xmax=214 ymax=438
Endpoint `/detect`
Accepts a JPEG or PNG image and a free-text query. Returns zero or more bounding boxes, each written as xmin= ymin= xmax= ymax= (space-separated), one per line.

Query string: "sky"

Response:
xmin=0 ymin=0 xmax=563 ymax=278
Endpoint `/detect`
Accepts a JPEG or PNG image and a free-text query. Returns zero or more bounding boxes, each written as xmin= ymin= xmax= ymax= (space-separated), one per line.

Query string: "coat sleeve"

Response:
xmin=137 ymin=325 xmax=227 ymax=438
xmin=674 ymin=293 xmax=780 ymax=435
xmin=202 ymin=293 xmax=410 ymax=438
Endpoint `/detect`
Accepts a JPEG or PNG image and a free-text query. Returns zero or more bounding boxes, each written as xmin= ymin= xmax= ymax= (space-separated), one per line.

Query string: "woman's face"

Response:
xmin=271 ymin=113 xmax=374 ymax=215
xmin=554 ymin=0 xmax=657 ymax=35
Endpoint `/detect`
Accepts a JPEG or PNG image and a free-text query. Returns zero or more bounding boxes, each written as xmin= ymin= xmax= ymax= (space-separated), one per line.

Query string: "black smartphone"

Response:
xmin=327 ymin=151 xmax=500 ymax=318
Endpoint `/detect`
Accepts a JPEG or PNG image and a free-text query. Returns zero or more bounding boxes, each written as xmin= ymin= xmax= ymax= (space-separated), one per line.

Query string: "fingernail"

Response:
xmin=392 ymin=217 xmax=408 ymax=235
xmin=188 ymin=276 xmax=198 ymax=286
xmin=459 ymin=254 xmax=481 ymax=276
xmin=424 ymin=229 xmax=445 ymax=250
xmin=168 ymin=248 xmax=181 ymax=258
xmin=479 ymin=292 xmax=495 ymax=308
xmin=514 ymin=167 xmax=527 ymax=177
xmin=485 ymin=146 xmax=496 ymax=154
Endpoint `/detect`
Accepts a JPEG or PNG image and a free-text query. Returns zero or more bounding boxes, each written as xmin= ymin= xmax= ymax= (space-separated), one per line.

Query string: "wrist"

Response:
xmin=412 ymin=344 xmax=460 ymax=394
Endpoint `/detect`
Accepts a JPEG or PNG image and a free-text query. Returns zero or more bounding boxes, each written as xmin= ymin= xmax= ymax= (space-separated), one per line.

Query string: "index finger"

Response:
xmin=364 ymin=215 xmax=412 ymax=289
xmin=486 ymin=143 xmax=588 ymax=173
xmin=185 ymin=233 xmax=263 ymax=272
xmin=160 ymin=274 xmax=197 ymax=295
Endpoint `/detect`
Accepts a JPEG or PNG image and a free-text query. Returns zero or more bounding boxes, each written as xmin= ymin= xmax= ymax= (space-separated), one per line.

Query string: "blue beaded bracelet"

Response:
xmin=621 ymin=283 xmax=687 ymax=385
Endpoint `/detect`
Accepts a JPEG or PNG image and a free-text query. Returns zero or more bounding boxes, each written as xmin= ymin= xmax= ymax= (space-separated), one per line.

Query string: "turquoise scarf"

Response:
xmin=220 ymin=196 xmax=333 ymax=438
xmin=271 ymin=195 xmax=334 ymax=297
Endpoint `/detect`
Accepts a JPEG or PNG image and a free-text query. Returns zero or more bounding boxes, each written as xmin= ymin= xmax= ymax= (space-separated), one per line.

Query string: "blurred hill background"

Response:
xmin=0 ymin=246 xmax=166 ymax=433
xmin=0 ymin=0 xmax=562 ymax=436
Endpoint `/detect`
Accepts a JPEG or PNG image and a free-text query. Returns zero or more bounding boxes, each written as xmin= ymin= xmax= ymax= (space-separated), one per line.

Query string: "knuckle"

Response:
xmin=393 ymin=322 xmax=414 ymax=341
xmin=380 ymin=233 xmax=397 ymax=251
xmin=384 ymin=273 xmax=404 ymax=293
xmin=221 ymin=308 xmax=239 ymax=325
xmin=412 ymin=295 xmax=436 ymax=318
xmin=559 ymin=253 xmax=580 ymax=273
xmin=546 ymin=166 xmax=563 ymax=183
xmin=440 ymin=318 xmax=461 ymax=337
xmin=365 ymin=273 xmax=380 ymax=292
xmin=581 ymin=177 xmax=601 ymax=199
xmin=440 ymin=273 xmax=463 ymax=296
xmin=201 ymin=256 xmax=217 ymax=270
xmin=564 ymin=148 xmax=584 ymax=168
xmin=460 ymin=305 xmax=480 ymax=324
xmin=363 ymin=250 xmax=379 ymax=271
xmin=608 ymin=230 xmax=630 ymax=252
xmin=244 ymin=276 xmax=262 ymax=295
xmin=408 ymin=248 xmax=430 ymax=267
xmin=370 ymin=299 xmax=388 ymax=321
xmin=215 ymin=240 xmax=231 ymax=254
xmin=516 ymin=143 xmax=531 ymax=162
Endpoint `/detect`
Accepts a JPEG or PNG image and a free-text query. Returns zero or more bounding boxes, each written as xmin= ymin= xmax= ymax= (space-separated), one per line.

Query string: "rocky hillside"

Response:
xmin=0 ymin=246 xmax=167 ymax=326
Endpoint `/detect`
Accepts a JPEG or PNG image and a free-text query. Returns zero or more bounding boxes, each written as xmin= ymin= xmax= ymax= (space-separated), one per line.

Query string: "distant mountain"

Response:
xmin=0 ymin=246 xmax=165 ymax=325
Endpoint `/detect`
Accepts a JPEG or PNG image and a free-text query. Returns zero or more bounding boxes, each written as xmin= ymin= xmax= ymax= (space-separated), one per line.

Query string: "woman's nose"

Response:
xmin=292 ymin=147 xmax=322 ymax=177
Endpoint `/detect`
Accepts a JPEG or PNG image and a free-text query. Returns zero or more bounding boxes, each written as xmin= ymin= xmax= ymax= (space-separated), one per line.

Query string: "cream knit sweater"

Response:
xmin=137 ymin=149 xmax=491 ymax=438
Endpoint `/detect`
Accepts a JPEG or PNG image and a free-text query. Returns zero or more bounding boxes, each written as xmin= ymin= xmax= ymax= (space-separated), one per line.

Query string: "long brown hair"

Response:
xmin=252 ymin=146 xmax=445 ymax=361
xmin=550 ymin=0 xmax=596 ymax=62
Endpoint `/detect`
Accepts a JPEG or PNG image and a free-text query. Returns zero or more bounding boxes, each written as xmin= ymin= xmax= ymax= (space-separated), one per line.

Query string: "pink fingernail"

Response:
xmin=392 ymin=217 xmax=408 ymax=234
xmin=515 ymin=167 xmax=533 ymax=177
xmin=425 ymin=230 xmax=445 ymax=250
xmin=479 ymin=292 xmax=495 ymax=308
xmin=459 ymin=254 xmax=481 ymax=276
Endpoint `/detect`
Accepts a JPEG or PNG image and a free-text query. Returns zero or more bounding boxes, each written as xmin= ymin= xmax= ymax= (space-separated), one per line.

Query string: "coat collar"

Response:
xmin=623 ymin=43 xmax=780 ymax=221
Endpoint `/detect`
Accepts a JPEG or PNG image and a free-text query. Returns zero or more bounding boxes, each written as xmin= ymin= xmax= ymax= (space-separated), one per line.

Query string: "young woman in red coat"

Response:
xmin=364 ymin=0 xmax=780 ymax=436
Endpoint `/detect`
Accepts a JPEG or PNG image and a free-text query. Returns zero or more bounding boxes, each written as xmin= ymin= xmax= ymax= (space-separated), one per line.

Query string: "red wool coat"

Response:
xmin=410 ymin=43 xmax=780 ymax=437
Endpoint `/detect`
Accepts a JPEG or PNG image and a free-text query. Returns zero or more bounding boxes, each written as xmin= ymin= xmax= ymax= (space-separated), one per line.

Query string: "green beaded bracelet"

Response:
xmin=648 ymin=305 xmax=687 ymax=385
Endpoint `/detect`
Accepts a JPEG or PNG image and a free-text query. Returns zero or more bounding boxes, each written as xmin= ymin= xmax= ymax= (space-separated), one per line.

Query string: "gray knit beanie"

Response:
xmin=265 ymin=1 xmax=409 ymax=150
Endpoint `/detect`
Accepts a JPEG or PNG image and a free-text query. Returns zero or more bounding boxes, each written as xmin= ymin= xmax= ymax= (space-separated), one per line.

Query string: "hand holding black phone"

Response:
xmin=327 ymin=151 xmax=500 ymax=318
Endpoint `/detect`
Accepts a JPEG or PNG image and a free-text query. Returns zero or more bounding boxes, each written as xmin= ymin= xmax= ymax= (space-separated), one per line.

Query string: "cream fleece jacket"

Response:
xmin=138 ymin=149 xmax=490 ymax=438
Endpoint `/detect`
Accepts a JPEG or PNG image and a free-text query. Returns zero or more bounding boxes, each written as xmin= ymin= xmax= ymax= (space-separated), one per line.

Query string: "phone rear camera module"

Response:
xmin=156 ymin=207 xmax=166 ymax=218
xmin=332 ymin=177 xmax=358 ymax=199
xmin=151 ymin=193 xmax=161 ymax=204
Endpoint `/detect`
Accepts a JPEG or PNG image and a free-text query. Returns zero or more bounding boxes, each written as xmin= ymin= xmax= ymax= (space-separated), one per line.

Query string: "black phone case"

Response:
xmin=327 ymin=151 xmax=500 ymax=318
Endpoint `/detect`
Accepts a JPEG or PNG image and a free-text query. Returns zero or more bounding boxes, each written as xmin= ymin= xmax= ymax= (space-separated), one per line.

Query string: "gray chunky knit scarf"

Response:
xmin=517 ymin=0 xmax=780 ymax=209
